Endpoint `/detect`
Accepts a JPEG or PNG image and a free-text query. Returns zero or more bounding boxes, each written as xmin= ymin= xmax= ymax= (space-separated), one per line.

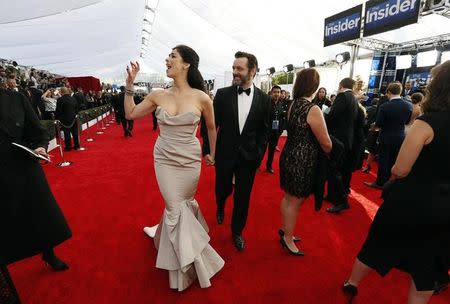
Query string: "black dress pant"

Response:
xmin=62 ymin=125 xmax=79 ymax=149
xmin=327 ymin=151 xmax=349 ymax=204
xmin=121 ymin=118 xmax=134 ymax=134
xmin=215 ymin=161 xmax=257 ymax=236
xmin=376 ymin=143 xmax=401 ymax=186
xmin=266 ymin=131 xmax=280 ymax=170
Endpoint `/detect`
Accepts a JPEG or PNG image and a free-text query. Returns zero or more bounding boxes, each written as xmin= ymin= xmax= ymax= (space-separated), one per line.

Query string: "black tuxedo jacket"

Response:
xmin=325 ymin=90 xmax=358 ymax=150
xmin=202 ymin=85 xmax=270 ymax=167
xmin=55 ymin=94 xmax=79 ymax=126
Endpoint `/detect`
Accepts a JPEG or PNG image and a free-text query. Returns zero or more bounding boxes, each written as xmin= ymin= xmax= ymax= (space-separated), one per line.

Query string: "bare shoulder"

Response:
xmin=194 ymin=89 xmax=212 ymax=105
xmin=143 ymin=89 xmax=165 ymax=104
xmin=308 ymin=104 xmax=322 ymax=116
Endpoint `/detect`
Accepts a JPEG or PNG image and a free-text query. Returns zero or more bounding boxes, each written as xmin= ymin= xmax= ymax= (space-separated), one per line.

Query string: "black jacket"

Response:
xmin=325 ymin=90 xmax=358 ymax=150
xmin=55 ymin=94 xmax=79 ymax=126
xmin=202 ymin=85 xmax=270 ymax=167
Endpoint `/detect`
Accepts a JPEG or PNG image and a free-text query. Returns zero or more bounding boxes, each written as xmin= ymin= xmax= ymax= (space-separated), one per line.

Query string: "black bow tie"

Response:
xmin=238 ymin=87 xmax=251 ymax=96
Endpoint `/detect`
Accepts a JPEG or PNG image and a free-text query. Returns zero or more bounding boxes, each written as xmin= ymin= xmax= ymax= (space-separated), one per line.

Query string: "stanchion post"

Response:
xmin=85 ymin=113 xmax=94 ymax=142
xmin=96 ymin=109 xmax=104 ymax=135
xmin=75 ymin=115 xmax=86 ymax=151
xmin=55 ymin=120 xmax=73 ymax=167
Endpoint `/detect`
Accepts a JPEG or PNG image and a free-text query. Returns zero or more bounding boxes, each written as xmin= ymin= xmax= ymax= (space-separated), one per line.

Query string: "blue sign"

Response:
xmin=405 ymin=68 xmax=432 ymax=91
xmin=364 ymin=0 xmax=420 ymax=37
xmin=324 ymin=5 xmax=363 ymax=47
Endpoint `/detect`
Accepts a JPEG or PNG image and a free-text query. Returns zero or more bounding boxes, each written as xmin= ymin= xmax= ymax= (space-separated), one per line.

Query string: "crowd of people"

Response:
xmin=1 ymin=48 xmax=449 ymax=304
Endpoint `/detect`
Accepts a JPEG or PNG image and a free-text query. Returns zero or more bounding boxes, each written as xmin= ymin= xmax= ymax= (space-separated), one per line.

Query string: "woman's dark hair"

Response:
xmin=317 ymin=87 xmax=327 ymax=98
xmin=293 ymin=68 xmax=320 ymax=100
xmin=410 ymin=92 xmax=424 ymax=105
xmin=422 ymin=60 xmax=450 ymax=113
xmin=173 ymin=45 xmax=205 ymax=92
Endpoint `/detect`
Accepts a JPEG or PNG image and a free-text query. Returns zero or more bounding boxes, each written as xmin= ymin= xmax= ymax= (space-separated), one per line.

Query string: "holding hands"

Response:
xmin=205 ymin=154 xmax=215 ymax=166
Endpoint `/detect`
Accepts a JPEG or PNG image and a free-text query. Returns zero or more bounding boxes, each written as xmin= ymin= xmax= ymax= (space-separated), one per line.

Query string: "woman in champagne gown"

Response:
xmin=124 ymin=45 xmax=224 ymax=291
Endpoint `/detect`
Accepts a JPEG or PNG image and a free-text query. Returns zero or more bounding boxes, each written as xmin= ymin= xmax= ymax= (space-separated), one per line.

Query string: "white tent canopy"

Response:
xmin=1 ymin=0 xmax=449 ymax=84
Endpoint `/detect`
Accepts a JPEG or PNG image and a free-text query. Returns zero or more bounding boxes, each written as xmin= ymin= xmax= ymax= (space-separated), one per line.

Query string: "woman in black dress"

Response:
xmin=278 ymin=68 xmax=332 ymax=255
xmin=0 ymin=87 xmax=72 ymax=302
xmin=343 ymin=61 xmax=450 ymax=303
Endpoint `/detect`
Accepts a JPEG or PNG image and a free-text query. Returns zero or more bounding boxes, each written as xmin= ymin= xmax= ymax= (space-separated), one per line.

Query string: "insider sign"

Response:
xmin=324 ymin=4 xmax=363 ymax=47
xmin=364 ymin=0 xmax=421 ymax=37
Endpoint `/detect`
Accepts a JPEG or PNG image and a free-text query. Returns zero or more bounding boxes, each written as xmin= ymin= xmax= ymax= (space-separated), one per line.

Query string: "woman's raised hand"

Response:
xmin=126 ymin=61 xmax=140 ymax=87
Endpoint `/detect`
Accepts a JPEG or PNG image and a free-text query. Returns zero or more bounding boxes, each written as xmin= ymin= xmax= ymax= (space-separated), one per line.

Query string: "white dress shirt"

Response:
xmin=237 ymin=85 xmax=254 ymax=134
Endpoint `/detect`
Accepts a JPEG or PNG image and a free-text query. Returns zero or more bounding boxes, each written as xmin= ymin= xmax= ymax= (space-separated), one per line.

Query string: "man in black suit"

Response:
xmin=114 ymin=86 xmax=134 ymax=137
xmin=265 ymin=85 xmax=285 ymax=173
xmin=55 ymin=87 xmax=80 ymax=151
xmin=401 ymin=80 xmax=413 ymax=97
xmin=27 ymin=81 xmax=44 ymax=119
xmin=203 ymin=51 xmax=270 ymax=251
xmin=365 ymin=82 xmax=412 ymax=189
xmin=325 ymin=77 xmax=359 ymax=213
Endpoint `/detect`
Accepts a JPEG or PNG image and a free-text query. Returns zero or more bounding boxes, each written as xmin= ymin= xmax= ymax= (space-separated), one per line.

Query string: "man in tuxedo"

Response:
xmin=365 ymin=82 xmax=412 ymax=189
xmin=203 ymin=51 xmax=270 ymax=251
xmin=325 ymin=78 xmax=359 ymax=213
xmin=55 ymin=87 xmax=80 ymax=151
xmin=401 ymin=80 xmax=413 ymax=97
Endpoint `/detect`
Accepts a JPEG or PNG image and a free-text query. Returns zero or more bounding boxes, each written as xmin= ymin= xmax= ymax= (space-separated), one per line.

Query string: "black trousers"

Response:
xmin=215 ymin=162 xmax=257 ymax=236
xmin=121 ymin=118 xmax=134 ymax=134
xmin=327 ymin=151 xmax=351 ymax=204
xmin=0 ymin=265 xmax=21 ymax=304
xmin=265 ymin=131 xmax=281 ymax=170
xmin=62 ymin=125 xmax=80 ymax=149
xmin=376 ymin=143 xmax=401 ymax=186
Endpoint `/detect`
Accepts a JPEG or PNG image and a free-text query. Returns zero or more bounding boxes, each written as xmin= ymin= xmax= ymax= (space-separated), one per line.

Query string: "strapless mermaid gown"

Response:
xmin=151 ymin=106 xmax=224 ymax=291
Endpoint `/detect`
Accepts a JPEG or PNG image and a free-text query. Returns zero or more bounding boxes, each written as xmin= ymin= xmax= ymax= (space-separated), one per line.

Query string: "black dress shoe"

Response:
xmin=42 ymin=254 xmax=69 ymax=271
xmin=232 ymin=234 xmax=245 ymax=251
xmin=342 ymin=281 xmax=358 ymax=303
xmin=266 ymin=168 xmax=274 ymax=174
xmin=64 ymin=147 xmax=72 ymax=152
xmin=216 ymin=208 xmax=224 ymax=224
xmin=279 ymin=236 xmax=304 ymax=256
xmin=326 ymin=203 xmax=350 ymax=213
xmin=278 ymin=229 xmax=301 ymax=242
xmin=364 ymin=181 xmax=383 ymax=189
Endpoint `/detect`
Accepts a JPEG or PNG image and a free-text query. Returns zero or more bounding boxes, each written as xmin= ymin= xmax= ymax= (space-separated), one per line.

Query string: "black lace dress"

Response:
xmin=280 ymin=98 xmax=319 ymax=197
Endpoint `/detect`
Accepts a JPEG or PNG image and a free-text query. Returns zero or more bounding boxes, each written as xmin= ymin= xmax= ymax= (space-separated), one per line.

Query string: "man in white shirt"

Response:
xmin=202 ymin=51 xmax=271 ymax=251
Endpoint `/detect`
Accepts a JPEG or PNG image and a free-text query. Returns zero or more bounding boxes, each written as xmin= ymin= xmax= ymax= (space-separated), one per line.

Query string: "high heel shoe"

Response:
xmin=278 ymin=229 xmax=301 ymax=242
xmin=279 ymin=236 xmax=304 ymax=256
xmin=42 ymin=254 xmax=69 ymax=271
xmin=342 ymin=281 xmax=358 ymax=303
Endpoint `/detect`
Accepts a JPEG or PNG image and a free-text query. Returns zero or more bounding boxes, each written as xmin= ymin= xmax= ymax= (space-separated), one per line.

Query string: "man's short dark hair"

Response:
xmin=234 ymin=51 xmax=258 ymax=71
xmin=386 ymin=82 xmax=402 ymax=95
xmin=340 ymin=77 xmax=355 ymax=90
xmin=271 ymin=85 xmax=282 ymax=92
xmin=119 ymin=86 xmax=125 ymax=92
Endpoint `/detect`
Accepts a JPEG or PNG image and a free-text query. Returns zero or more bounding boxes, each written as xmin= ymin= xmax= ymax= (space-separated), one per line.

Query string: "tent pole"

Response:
xmin=378 ymin=52 xmax=389 ymax=93
xmin=349 ymin=44 xmax=359 ymax=79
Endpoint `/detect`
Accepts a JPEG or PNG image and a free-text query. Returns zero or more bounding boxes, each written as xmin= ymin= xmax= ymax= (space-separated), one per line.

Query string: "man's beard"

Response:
xmin=232 ymin=73 xmax=251 ymax=86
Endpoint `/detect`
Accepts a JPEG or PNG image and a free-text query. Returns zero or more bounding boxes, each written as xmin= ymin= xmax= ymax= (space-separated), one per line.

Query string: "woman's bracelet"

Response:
xmin=125 ymin=88 xmax=135 ymax=96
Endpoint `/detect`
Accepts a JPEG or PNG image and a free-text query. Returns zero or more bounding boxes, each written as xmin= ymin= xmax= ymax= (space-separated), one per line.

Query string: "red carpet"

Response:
xmin=9 ymin=115 xmax=449 ymax=304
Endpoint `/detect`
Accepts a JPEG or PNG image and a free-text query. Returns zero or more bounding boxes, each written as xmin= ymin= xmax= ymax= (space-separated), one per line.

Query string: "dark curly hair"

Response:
xmin=173 ymin=45 xmax=205 ymax=92
xmin=422 ymin=60 xmax=450 ymax=113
